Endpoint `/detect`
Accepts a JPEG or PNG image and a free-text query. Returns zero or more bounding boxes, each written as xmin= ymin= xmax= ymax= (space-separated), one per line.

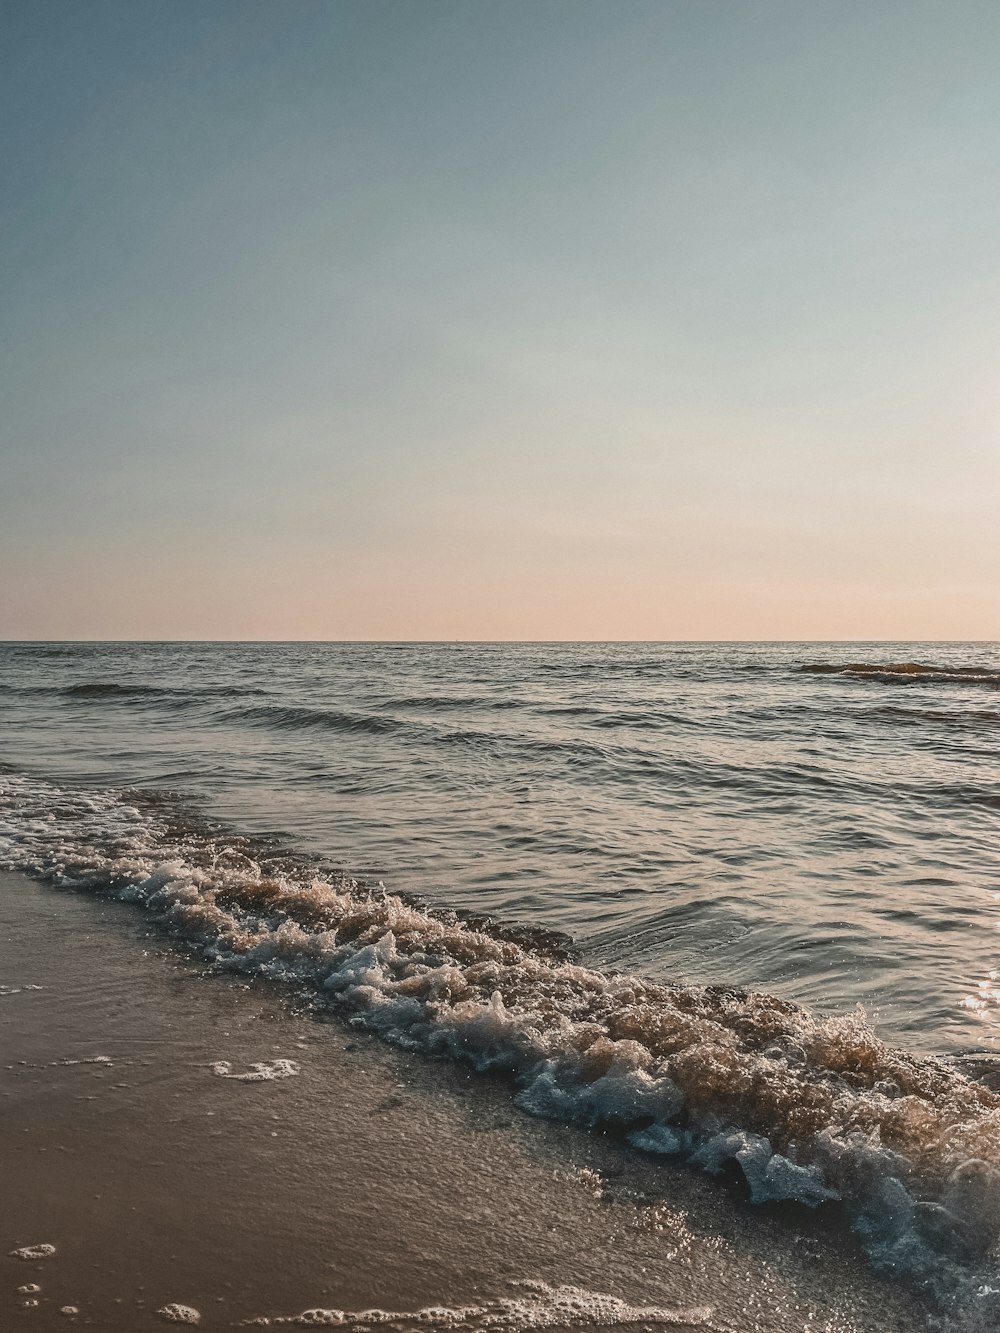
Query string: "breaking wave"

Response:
xmin=2 ymin=772 xmax=1000 ymax=1325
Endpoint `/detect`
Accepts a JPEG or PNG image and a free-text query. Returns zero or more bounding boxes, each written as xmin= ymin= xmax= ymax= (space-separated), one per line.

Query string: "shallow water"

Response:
xmin=3 ymin=641 xmax=1000 ymax=1324
xmin=2 ymin=641 xmax=999 ymax=1057
xmin=0 ymin=871 xmax=927 ymax=1333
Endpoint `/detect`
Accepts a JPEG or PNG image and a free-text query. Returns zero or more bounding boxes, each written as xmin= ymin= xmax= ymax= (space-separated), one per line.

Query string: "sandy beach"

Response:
xmin=0 ymin=868 xmax=930 ymax=1332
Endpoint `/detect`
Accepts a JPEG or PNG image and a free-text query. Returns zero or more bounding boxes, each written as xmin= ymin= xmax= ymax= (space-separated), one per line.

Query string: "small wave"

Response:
xmin=0 ymin=681 xmax=173 ymax=700
xmin=226 ymin=704 xmax=613 ymax=765
xmin=2 ymin=772 xmax=1000 ymax=1322
xmin=10 ymin=643 xmax=80 ymax=657
xmin=377 ymin=695 xmax=523 ymax=712
xmin=801 ymin=664 xmax=1000 ymax=687
xmin=533 ymin=655 xmax=681 ymax=680
xmin=534 ymin=705 xmax=693 ymax=731
xmin=64 ymin=682 xmax=167 ymax=698
xmin=226 ymin=704 xmax=404 ymax=737
xmin=868 ymin=705 xmax=1000 ymax=728
xmin=0 ymin=682 xmax=269 ymax=706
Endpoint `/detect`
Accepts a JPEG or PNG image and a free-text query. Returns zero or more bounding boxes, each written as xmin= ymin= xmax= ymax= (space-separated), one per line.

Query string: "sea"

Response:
xmin=2 ymin=641 xmax=1000 ymax=1325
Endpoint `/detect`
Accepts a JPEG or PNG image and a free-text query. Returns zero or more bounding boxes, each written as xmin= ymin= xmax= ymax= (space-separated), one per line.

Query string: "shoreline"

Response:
xmin=0 ymin=869 xmax=930 ymax=1332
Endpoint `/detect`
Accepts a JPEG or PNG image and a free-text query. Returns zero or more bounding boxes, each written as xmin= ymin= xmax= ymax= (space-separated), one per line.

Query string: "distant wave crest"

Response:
xmin=801 ymin=663 xmax=1000 ymax=687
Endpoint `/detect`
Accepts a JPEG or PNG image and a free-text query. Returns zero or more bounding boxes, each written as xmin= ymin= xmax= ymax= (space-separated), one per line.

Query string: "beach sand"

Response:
xmin=1 ymin=870 xmax=929 ymax=1332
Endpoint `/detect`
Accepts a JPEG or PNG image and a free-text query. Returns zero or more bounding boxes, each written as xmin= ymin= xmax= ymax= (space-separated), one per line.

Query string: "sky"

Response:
xmin=1 ymin=0 xmax=998 ymax=641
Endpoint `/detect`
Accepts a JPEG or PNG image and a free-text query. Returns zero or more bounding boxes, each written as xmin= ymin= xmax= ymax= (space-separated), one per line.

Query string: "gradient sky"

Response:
xmin=2 ymin=0 xmax=998 ymax=640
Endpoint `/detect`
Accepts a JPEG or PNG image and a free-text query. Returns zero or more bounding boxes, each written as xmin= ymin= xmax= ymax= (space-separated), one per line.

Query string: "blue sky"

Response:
xmin=2 ymin=0 xmax=998 ymax=638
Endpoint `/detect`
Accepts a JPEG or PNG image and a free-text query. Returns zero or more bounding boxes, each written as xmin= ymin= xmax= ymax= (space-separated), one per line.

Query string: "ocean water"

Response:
xmin=3 ymin=640 xmax=1000 ymax=1323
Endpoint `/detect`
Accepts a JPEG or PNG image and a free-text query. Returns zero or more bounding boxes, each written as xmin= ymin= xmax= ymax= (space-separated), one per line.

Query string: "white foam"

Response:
xmin=157 ymin=1304 xmax=201 ymax=1324
xmin=10 ymin=1243 xmax=56 ymax=1260
xmin=247 ymin=1280 xmax=715 ymax=1329
xmin=211 ymin=1059 xmax=300 ymax=1082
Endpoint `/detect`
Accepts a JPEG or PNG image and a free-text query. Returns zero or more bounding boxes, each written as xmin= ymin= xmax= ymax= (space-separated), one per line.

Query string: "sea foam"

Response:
xmin=2 ymin=772 xmax=999 ymax=1323
xmin=244 ymin=1280 xmax=715 ymax=1329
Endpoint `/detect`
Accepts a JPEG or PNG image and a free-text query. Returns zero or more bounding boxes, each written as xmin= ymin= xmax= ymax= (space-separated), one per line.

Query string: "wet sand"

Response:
xmin=1 ymin=870 xmax=929 ymax=1332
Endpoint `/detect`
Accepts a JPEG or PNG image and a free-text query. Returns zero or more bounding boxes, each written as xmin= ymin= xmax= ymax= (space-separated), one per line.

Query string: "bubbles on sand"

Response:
xmin=211 ymin=1059 xmax=301 ymax=1082
xmin=559 ymin=1166 xmax=607 ymax=1200
xmin=157 ymin=1303 xmax=202 ymax=1324
xmin=4 ymin=1054 xmax=115 ymax=1073
xmin=245 ymin=1280 xmax=716 ymax=1329
xmin=10 ymin=1244 xmax=56 ymax=1260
